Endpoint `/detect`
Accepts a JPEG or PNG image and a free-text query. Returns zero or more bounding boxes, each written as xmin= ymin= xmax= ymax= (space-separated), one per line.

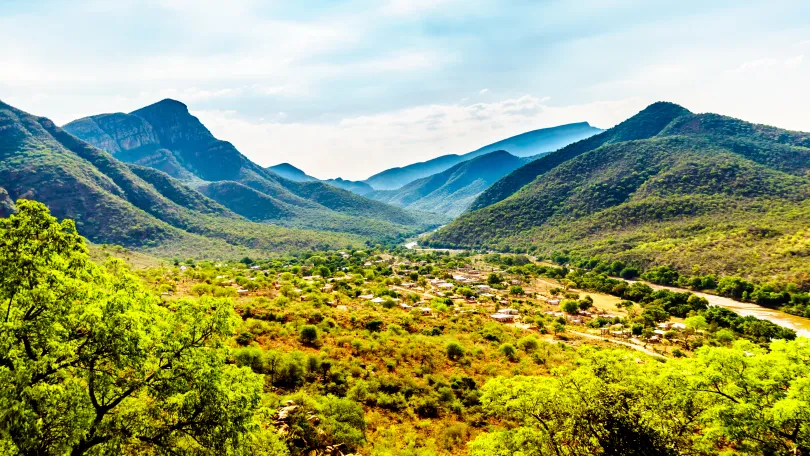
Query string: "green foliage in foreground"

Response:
xmin=0 ymin=201 xmax=270 ymax=455
xmin=471 ymin=339 xmax=810 ymax=455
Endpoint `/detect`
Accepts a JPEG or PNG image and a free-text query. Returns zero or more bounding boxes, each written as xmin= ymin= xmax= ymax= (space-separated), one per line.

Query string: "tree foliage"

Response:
xmin=0 ymin=200 xmax=263 ymax=455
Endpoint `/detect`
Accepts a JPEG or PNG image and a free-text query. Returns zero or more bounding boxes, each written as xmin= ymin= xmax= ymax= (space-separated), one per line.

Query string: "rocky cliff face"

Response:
xmin=64 ymin=113 xmax=160 ymax=153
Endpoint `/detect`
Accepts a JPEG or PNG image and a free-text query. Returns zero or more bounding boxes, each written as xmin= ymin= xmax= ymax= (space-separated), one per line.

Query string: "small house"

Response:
xmin=419 ymin=307 xmax=432 ymax=316
xmin=490 ymin=313 xmax=516 ymax=323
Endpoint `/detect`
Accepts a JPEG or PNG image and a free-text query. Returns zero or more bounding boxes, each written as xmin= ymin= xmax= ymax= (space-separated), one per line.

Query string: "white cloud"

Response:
xmin=479 ymin=88 xmax=489 ymax=95
xmin=785 ymin=55 xmax=805 ymax=68
xmin=194 ymin=95 xmax=646 ymax=181
xmin=734 ymin=58 xmax=778 ymax=72
xmin=382 ymin=0 xmax=461 ymax=16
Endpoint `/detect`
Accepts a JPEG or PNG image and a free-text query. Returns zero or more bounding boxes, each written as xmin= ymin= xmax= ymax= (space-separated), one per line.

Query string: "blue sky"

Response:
xmin=1 ymin=0 xmax=809 ymax=179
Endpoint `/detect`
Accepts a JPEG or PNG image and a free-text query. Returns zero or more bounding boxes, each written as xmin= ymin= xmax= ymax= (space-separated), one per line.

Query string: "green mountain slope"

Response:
xmin=367 ymin=150 xmax=529 ymax=217
xmin=468 ymin=102 xmax=690 ymax=211
xmin=427 ymin=103 xmax=810 ymax=282
xmin=64 ymin=99 xmax=446 ymax=236
xmin=363 ymin=122 xmax=602 ymax=190
xmin=0 ymin=100 xmax=368 ymax=257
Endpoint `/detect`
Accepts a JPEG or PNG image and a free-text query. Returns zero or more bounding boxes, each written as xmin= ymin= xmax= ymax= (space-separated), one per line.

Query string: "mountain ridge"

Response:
xmin=362 ymin=122 xmax=603 ymax=190
xmin=426 ymin=102 xmax=810 ymax=282
xmin=366 ymin=150 xmax=531 ymax=217
xmin=0 ymin=99 xmax=368 ymax=257
xmin=63 ymin=99 xmax=447 ymax=238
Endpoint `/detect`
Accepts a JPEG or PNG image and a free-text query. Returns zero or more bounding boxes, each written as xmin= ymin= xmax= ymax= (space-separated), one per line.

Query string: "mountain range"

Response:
xmin=0 ymin=100 xmax=377 ymax=258
xmin=362 ymin=122 xmax=603 ymax=190
xmin=266 ymin=163 xmax=375 ymax=195
xmin=427 ymin=102 xmax=810 ymax=281
xmin=257 ymin=122 xmax=603 ymax=217
xmin=366 ymin=150 xmax=533 ymax=217
xmin=63 ymin=99 xmax=446 ymax=240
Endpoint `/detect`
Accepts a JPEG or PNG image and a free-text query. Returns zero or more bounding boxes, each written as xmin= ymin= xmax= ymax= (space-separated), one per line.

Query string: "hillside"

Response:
xmin=267 ymin=162 xmax=318 ymax=182
xmin=468 ymin=102 xmax=691 ymax=211
xmin=363 ymin=122 xmax=602 ymax=190
xmin=367 ymin=150 xmax=529 ymax=217
xmin=64 ymin=99 xmax=446 ymax=236
xmin=427 ymin=102 xmax=810 ymax=283
xmin=0 ymin=100 xmax=380 ymax=257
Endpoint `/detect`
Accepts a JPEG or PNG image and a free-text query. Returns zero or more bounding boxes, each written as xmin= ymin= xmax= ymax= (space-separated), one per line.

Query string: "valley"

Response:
xmin=4 ymin=97 xmax=810 ymax=456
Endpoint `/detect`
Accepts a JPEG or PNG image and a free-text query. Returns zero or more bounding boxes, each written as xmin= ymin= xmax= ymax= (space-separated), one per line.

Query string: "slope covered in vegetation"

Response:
xmin=0 ymin=100 xmax=367 ymax=257
xmin=428 ymin=103 xmax=810 ymax=283
xmin=64 ymin=99 xmax=446 ymax=237
xmin=4 ymin=204 xmax=810 ymax=455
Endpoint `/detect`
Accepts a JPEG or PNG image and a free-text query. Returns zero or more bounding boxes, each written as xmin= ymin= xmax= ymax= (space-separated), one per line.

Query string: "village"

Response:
xmin=161 ymin=250 xmax=702 ymax=359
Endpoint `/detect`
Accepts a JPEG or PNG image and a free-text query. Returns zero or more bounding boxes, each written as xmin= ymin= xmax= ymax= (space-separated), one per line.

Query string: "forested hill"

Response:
xmin=427 ymin=102 xmax=810 ymax=282
xmin=363 ymin=122 xmax=602 ymax=190
xmin=366 ymin=150 xmax=531 ymax=217
xmin=64 ymin=99 xmax=447 ymax=236
xmin=0 ymin=100 xmax=369 ymax=257
xmin=468 ymin=102 xmax=691 ymax=211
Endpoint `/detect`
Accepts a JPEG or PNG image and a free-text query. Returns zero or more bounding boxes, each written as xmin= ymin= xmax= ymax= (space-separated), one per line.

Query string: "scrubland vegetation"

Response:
xmin=4 ymin=201 xmax=810 ymax=455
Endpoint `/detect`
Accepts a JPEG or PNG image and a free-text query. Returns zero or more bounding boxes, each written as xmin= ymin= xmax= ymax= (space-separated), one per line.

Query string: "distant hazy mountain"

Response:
xmin=427 ymin=102 xmax=810 ymax=281
xmin=63 ymin=99 xmax=447 ymax=240
xmin=324 ymin=178 xmax=374 ymax=195
xmin=367 ymin=150 xmax=529 ymax=217
xmin=267 ymin=163 xmax=318 ymax=182
xmin=266 ymin=163 xmax=374 ymax=195
xmin=363 ymin=122 xmax=603 ymax=190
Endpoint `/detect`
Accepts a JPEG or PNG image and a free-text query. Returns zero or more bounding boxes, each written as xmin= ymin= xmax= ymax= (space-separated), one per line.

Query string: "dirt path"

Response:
xmin=568 ymin=330 xmax=667 ymax=359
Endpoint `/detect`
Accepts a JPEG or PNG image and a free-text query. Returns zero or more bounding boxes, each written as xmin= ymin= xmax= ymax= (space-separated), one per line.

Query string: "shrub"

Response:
xmin=299 ymin=325 xmax=319 ymax=346
xmin=500 ymin=343 xmax=518 ymax=361
xmin=446 ymin=341 xmax=466 ymax=361
xmin=517 ymin=336 xmax=539 ymax=353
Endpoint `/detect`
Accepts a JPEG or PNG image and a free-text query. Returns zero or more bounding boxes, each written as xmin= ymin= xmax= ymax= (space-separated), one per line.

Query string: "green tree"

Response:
xmin=561 ymin=300 xmax=579 ymax=314
xmin=0 ymin=201 xmax=262 ymax=455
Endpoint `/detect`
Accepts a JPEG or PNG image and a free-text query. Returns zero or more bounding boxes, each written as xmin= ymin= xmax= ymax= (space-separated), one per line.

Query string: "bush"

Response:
xmin=500 ymin=343 xmax=518 ymax=361
xmin=365 ymin=319 xmax=383 ymax=332
xmin=446 ymin=341 xmax=466 ymax=360
xmin=517 ymin=336 xmax=539 ymax=353
xmin=299 ymin=325 xmax=319 ymax=346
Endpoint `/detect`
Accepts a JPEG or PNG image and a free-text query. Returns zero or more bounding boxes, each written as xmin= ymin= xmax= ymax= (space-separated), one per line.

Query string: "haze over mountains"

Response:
xmin=428 ymin=102 xmax=810 ymax=281
xmin=362 ymin=122 xmax=603 ymax=190
xmin=366 ymin=150 xmax=533 ymax=217
xmin=259 ymin=122 xmax=603 ymax=217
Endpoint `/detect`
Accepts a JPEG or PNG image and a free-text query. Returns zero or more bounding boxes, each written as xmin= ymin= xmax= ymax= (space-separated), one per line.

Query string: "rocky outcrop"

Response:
xmin=64 ymin=113 xmax=160 ymax=153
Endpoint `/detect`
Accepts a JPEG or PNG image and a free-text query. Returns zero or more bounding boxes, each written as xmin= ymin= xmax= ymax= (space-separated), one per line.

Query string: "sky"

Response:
xmin=1 ymin=0 xmax=809 ymax=180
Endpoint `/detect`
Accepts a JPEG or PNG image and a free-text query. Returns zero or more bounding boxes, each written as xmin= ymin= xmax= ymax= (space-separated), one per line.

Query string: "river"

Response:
xmin=638 ymin=281 xmax=810 ymax=338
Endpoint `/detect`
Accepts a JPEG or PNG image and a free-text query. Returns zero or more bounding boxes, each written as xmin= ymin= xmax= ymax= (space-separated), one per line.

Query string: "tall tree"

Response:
xmin=0 ymin=200 xmax=263 ymax=455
